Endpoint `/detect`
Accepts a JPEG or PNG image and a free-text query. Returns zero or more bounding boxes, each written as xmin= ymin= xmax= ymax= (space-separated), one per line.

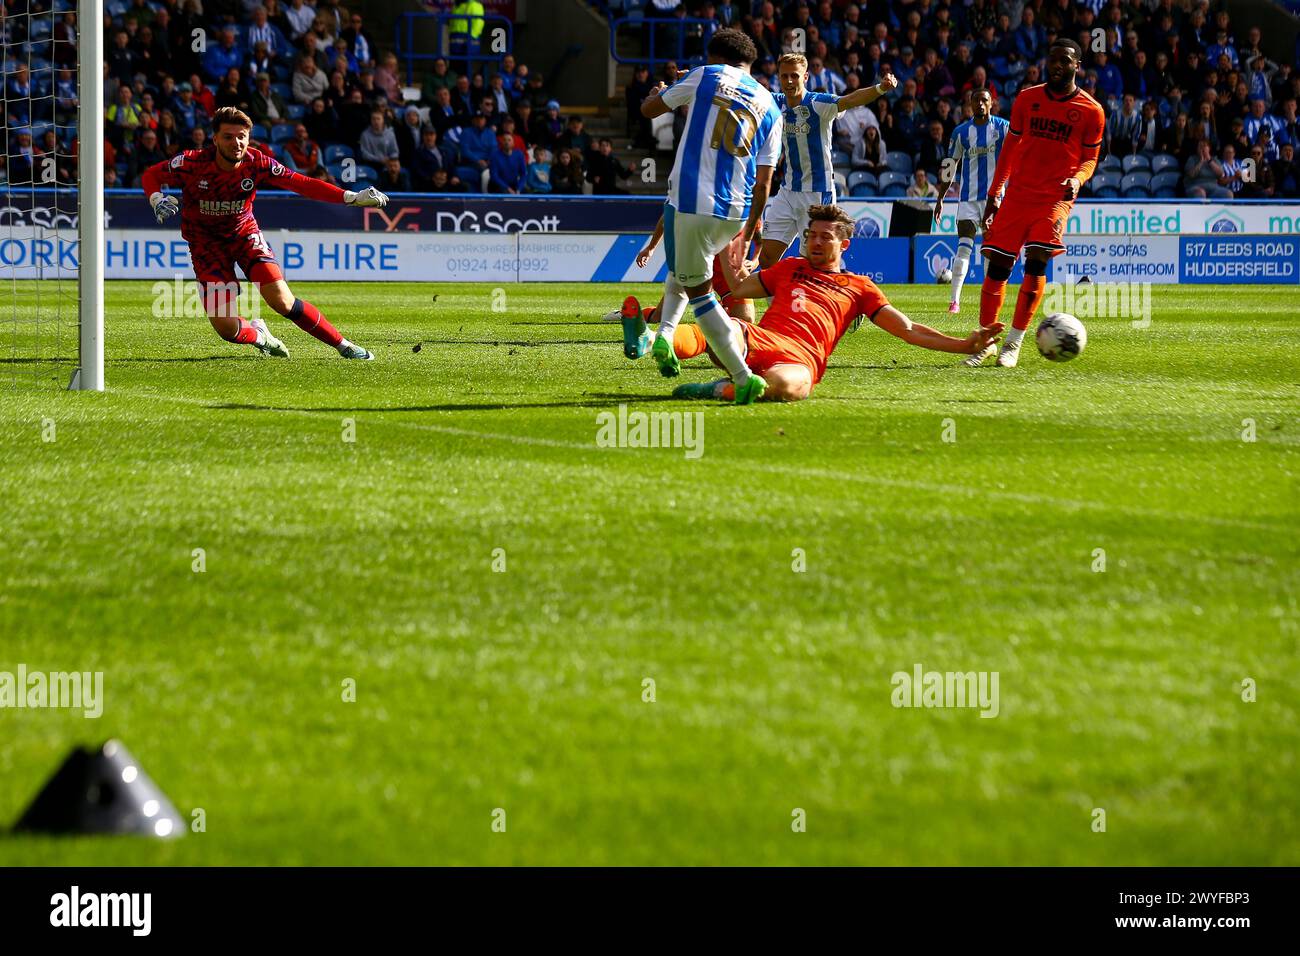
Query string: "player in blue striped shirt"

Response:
xmin=932 ymin=90 xmax=1010 ymax=314
xmin=640 ymin=28 xmax=784 ymax=404
xmin=757 ymin=53 xmax=896 ymax=269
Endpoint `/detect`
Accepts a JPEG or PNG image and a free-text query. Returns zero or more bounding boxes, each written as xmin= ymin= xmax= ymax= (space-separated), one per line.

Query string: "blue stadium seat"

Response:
xmin=270 ymin=83 xmax=292 ymax=102
xmin=1098 ymin=154 xmax=1122 ymax=174
xmin=286 ymin=103 xmax=306 ymax=121
xmin=831 ymin=148 xmax=851 ymax=168
xmin=850 ymin=182 xmax=877 ymax=197
xmin=1149 ymin=170 xmax=1180 ymax=197
xmin=250 ymin=123 xmax=269 ymax=142
xmin=885 ymin=152 xmax=913 ymax=174
xmin=1150 ymin=153 xmax=1178 ymax=176
xmin=270 ymin=124 xmax=295 ymax=143
xmin=272 ymin=64 xmax=292 ymax=83
xmin=1091 ymin=170 xmax=1122 ymax=198
xmin=107 ymin=0 xmax=129 ymax=16
xmin=323 ymin=144 xmax=354 ymax=164
xmin=325 ymin=161 xmax=348 ymax=181
xmin=847 ymin=170 xmax=877 ymax=192
xmin=878 ymin=170 xmax=910 ymax=196
xmin=353 ymin=165 xmax=379 ymax=185
xmin=1120 ymin=171 xmax=1152 ymax=197
xmin=1121 ymin=153 xmax=1151 ymax=174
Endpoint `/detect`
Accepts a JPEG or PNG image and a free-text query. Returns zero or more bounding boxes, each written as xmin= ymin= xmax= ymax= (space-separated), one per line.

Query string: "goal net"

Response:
xmin=2 ymin=0 xmax=102 ymax=391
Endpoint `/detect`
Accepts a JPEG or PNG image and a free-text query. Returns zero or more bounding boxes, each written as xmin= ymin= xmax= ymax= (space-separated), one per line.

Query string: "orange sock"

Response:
xmin=644 ymin=305 xmax=657 ymax=324
xmin=1012 ymin=274 xmax=1046 ymax=331
xmin=979 ymin=278 xmax=1007 ymax=328
xmin=673 ymin=324 xmax=708 ymax=359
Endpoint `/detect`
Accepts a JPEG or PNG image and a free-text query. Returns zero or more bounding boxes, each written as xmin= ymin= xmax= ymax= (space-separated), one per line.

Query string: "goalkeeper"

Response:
xmin=141 ymin=107 xmax=390 ymax=359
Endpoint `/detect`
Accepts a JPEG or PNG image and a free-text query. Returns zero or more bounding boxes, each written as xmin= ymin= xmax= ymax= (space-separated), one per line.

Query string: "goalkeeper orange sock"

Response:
xmin=1012 ymin=273 xmax=1046 ymax=331
xmin=673 ymin=324 xmax=708 ymax=359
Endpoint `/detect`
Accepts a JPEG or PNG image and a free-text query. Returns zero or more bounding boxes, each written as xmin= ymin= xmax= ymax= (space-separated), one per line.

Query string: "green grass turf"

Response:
xmin=0 ymin=280 xmax=1297 ymax=865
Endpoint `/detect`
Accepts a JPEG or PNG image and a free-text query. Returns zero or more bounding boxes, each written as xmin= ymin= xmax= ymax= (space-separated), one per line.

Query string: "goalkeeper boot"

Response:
xmin=251 ymin=320 xmax=290 ymax=359
xmin=733 ymin=373 xmax=767 ymax=405
xmin=651 ymin=333 xmax=681 ymax=378
xmin=338 ymin=340 xmax=375 ymax=360
xmin=620 ymin=295 xmax=651 ymax=359
xmin=962 ymin=342 xmax=997 ymax=367
xmin=672 ymin=379 xmax=729 ymax=401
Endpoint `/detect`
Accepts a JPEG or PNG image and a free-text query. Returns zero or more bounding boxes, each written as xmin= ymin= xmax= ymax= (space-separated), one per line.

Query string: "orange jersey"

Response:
xmin=755 ymin=257 xmax=889 ymax=378
xmin=992 ymin=84 xmax=1105 ymax=204
xmin=711 ymin=253 xmax=731 ymax=296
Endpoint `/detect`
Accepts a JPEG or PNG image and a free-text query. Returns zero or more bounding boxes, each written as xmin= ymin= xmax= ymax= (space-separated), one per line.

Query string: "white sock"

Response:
xmin=1003 ymin=326 xmax=1025 ymax=347
xmin=338 ymin=338 xmax=353 ymax=352
xmin=655 ymin=275 xmax=689 ymax=345
xmin=951 ymin=237 xmax=973 ymax=303
xmin=691 ymin=292 xmax=751 ymax=384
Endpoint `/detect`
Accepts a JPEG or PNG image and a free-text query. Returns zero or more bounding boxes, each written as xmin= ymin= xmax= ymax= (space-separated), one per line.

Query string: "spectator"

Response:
xmin=379 ymin=155 xmax=411 ymax=192
xmin=587 ymin=138 xmax=632 ymax=195
xmin=285 ymin=0 xmax=317 ymax=43
xmin=906 ymin=168 xmax=938 ymax=198
xmin=293 ymin=54 xmax=328 ymax=105
xmin=216 ymin=68 xmax=247 ymax=112
xmin=420 ymin=58 xmax=459 ymax=100
xmin=127 ymin=128 xmax=167 ymax=186
xmin=338 ymin=89 xmax=374 ymax=148
xmin=247 ymin=6 xmax=291 ymax=64
xmin=329 ymin=39 xmax=360 ymax=78
xmin=1271 ymin=142 xmax=1298 ymax=197
xmin=203 ymin=28 xmax=244 ymax=84
xmin=526 ymin=147 xmax=552 ymax=193
xmin=489 ymin=131 xmax=526 ymax=193
xmin=478 ymin=96 xmax=501 ymax=131
xmin=430 ymin=87 xmax=466 ymax=137
xmin=393 ymin=106 xmax=424 ymax=167
xmin=342 ymin=11 xmax=376 ymax=70
xmin=248 ymin=41 xmax=276 ymax=82
xmin=1219 ymin=143 xmax=1247 ymax=194
xmin=428 ymin=167 xmax=466 ymax=194
xmin=301 ymin=32 xmax=330 ymax=73
xmin=916 ymin=120 xmax=946 ymax=175
xmin=498 ymin=117 xmax=526 ymax=155
xmin=451 ymin=75 xmax=477 ymax=118
xmin=105 ymin=86 xmax=144 ymax=148
xmin=155 ymin=110 xmax=183 ymax=157
xmin=550 ymin=147 xmax=585 ymax=194
xmin=512 ymin=101 xmax=537 ymax=147
xmin=107 ymin=30 xmax=138 ymax=84
xmin=358 ymin=109 xmax=399 ymax=170
xmin=1240 ymin=144 xmax=1274 ymax=198
xmin=559 ymin=115 xmax=592 ymax=158
xmin=411 ymin=127 xmax=454 ymax=190
xmin=458 ymin=111 xmax=498 ymax=185
xmin=1109 ymin=93 xmax=1142 ymax=155
xmin=534 ymin=100 xmax=564 ymax=152
xmin=250 ymin=73 xmax=289 ymax=127
xmin=376 ymin=53 xmax=403 ymax=104
xmin=286 ymin=122 xmax=329 ymax=178
xmin=1184 ymin=138 xmax=1230 ymax=198
xmin=1244 ymin=99 xmax=1288 ymax=151
xmin=486 ymin=73 xmax=511 ymax=115
xmin=626 ymin=65 xmax=655 ymax=147
xmin=1134 ymin=100 xmax=1164 ymax=154
xmin=1161 ymin=112 xmax=1195 ymax=162
xmin=851 ymin=124 xmax=888 ymax=175
xmin=304 ymin=97 xmax=339 ymax=145
xmin=807 ymin=56 xmax=846 ymax=94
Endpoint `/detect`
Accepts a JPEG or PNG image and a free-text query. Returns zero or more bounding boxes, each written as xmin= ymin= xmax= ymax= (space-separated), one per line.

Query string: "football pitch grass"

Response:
xmin=1 ymin=281 xmax=1297 ymax=866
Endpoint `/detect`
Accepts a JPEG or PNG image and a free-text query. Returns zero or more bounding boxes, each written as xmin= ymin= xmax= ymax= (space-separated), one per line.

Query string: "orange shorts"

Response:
xmin=707 ymin=322 xmax=824 ymax=383
xmin=983 ymin=197 xmax=1072 ymax=259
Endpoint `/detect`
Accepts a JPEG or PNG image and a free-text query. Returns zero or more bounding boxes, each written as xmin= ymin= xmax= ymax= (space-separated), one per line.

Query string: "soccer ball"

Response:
xmin=936 ymin=267 xmax=953 ymax=284
xmin=1035 ymin=313 xmax=1087 ymax=362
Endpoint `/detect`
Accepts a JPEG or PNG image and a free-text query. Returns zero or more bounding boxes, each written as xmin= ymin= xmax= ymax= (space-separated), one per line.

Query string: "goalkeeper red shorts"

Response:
xmin=189 ymin=229 xmax=282 ymax=295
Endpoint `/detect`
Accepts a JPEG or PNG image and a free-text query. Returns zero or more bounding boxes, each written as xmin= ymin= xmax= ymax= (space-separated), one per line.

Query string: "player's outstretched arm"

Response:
xmin=725 ymin=269 xmax=774 ymax=303
xmin=141 ymin=161 xmax=179 ymax=223
xmin=873 ymin=305 xmax=1003 ymax=354
xmin=637 ymin=215 xmax=664 ymax=268
xmin=837 ymin=71 xmax=897 ymax=112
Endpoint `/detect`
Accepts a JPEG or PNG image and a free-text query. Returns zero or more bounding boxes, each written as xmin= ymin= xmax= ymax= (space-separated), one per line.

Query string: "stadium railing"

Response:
xmin=609 ymin=16 xmax=719 ymax=67
xmin=394 ymin=13 xmax=515 ymax=84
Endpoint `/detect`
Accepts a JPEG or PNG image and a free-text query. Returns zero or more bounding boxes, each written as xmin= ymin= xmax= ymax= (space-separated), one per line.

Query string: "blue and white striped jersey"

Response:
xmin=775 ymin=90 xmax=840 ymax=196
xmin=947 ymin=115 xmax=1010 ymax=203
xmin=660 ymin=64 xmax=783 ymax=220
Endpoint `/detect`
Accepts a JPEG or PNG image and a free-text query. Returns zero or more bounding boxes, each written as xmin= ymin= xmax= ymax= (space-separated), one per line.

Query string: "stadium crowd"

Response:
xmin=1 ymin=0 xmax=635 ymax=195
xmin=2 ymin=0 xmax=1297 ymax=198
xmin=618 ymin=0 xmax=1300 ymax=198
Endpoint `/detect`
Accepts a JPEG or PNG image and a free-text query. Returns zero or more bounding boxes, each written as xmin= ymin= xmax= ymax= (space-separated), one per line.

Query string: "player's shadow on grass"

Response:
xmin=208 ymin=392 xmax=677 ymax=414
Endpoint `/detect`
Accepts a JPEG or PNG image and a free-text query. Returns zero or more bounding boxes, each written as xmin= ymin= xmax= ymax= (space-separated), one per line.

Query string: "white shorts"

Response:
xmin=665 ymin=204 xmax=742 ymax=287
xmin=762 ymin=188 xmax=835 ymax=246
xmin=956 ymin=200 xmax=985 ymax=233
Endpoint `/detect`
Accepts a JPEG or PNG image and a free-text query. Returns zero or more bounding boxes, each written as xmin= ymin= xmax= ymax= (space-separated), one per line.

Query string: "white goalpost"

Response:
xmin=1 ymin=0 xmax=102 ymax=390
xmin=72 ymin=0 xmax=103 ymax=391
